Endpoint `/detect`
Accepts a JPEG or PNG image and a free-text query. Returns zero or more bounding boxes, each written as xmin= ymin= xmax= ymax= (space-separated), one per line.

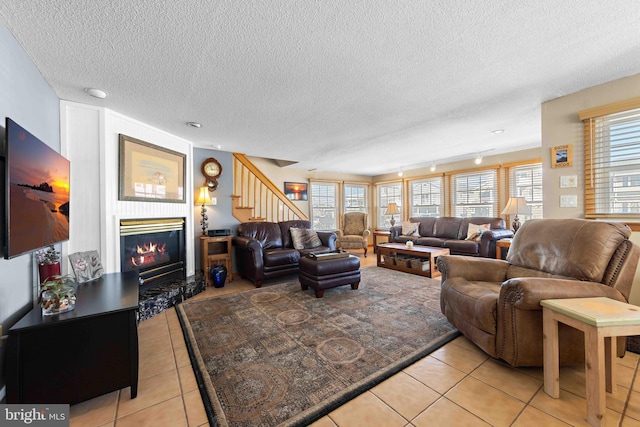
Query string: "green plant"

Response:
xmin=40 ymin=274 xmax=76 ymax=312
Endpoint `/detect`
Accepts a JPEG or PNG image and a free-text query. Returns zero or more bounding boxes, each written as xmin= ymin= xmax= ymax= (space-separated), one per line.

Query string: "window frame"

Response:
xmin=580 ymin=97 xmax=640 ymax=219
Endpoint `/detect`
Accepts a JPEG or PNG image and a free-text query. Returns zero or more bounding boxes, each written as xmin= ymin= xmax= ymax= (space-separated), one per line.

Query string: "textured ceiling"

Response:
xmin=2 ymin=1 xmax=640 ymax=176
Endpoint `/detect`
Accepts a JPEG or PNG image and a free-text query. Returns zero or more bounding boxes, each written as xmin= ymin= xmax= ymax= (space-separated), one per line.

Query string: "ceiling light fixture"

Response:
xmin=84 ymin=88 xmax=107 ymax=99
xmin=398 ymin=170 xmax=404 ymax=177
xmin=186 ymin=122 xmax=202 ymax=128
xmin=474 ymin=156 xmax=483 ymax=165
xmin=430 ymin=163 xmax=436 ymax=172
xmin=491 ymin=129 xmax=504 ymax=134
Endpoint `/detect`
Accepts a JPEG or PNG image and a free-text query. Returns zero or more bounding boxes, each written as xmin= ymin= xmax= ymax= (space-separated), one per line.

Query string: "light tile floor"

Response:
xmin=70 ymin=253 xmax=640 ymax=426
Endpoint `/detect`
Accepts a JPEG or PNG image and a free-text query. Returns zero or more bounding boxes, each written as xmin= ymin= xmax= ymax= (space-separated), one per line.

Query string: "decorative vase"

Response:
xmin=40 ymin=283 xmax=77 ymax=316
xmin=38 ymin=262 xmax=61 ymax=284
xmin=405 ymin=241 xmax=414 ymax=248
xmin=210 ymin=264 xmax=227 ymax=288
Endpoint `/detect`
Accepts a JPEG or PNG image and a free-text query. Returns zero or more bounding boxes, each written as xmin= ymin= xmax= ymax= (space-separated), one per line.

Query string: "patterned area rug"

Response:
xmin=176 ymin=266 xmax=458 ymax=427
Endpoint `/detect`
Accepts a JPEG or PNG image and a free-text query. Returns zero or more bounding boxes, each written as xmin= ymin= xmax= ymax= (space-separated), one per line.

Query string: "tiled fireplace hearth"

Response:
xmin=119 ymin=218 xmax=204 ymax=320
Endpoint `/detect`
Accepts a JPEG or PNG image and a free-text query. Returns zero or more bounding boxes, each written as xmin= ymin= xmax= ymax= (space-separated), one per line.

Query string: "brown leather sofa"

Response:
xmin=389 ymin=216 xmax=513 ymax=258
xmin=438 ymin=219 xmax=640 ymax=367
xmin=235 ymin=220 xmax=336 ymax=287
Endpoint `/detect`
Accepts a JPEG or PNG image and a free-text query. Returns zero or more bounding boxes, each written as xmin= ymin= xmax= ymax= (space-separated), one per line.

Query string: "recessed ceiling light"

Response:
xmin=84 ymin=88 xmax=107 ymax=99
xmin=491 ymin=129 xmax=504 ymax=134
xmin=186 ymin=122 xmax=202 ymax=128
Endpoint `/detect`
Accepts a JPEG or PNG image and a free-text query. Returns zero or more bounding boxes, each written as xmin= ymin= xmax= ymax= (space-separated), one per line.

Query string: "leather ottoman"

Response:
xmin=298 ymin=254 xmax=361 ymax=298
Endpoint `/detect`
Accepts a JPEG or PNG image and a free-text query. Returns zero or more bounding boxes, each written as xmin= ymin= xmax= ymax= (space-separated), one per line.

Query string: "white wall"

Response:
xmin=61 ymin=102 xmax=196 ymax=277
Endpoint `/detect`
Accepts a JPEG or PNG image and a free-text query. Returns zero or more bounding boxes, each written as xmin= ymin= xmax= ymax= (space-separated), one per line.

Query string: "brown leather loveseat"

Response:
xmin=438 ymin=219 xmax=640 ymax=367
xmin=389 ymin=216 xmax=513 ymax=258
xmin=235 ymin=220 xmax=336 ymax=287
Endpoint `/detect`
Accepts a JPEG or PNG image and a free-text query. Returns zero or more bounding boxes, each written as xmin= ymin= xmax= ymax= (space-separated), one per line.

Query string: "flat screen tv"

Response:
xmin=3 ymin=118 xmax=70 ymax=259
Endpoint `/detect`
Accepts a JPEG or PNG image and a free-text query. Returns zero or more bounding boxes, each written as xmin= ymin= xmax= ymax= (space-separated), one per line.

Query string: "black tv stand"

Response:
xmin=6 ymin=271 xmax=139 ymax=405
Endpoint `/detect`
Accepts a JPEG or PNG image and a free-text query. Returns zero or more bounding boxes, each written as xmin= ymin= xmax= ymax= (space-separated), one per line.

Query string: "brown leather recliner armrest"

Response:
xmin=438 ymin=255 xmax=509 ymax=282
xmin=499 ymin=277 xmax=627 ymax=310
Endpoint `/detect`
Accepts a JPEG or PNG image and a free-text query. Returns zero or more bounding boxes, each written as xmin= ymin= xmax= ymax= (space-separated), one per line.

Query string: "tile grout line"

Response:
xmin=619 ymin=354 xmax=640 ymax=423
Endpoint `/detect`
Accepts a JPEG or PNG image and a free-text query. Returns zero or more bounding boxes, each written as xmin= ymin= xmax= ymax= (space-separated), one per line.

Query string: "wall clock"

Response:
xmin=201 ymin=157 xmax=222 ymax=191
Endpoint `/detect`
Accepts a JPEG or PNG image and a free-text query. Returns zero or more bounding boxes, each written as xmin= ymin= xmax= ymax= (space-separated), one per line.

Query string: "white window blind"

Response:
xmin=344 ymin=183 xmax=368 ymax=213
xmin=310 ymin=182 xmax=338 ymax=230
xmin=377 ymin=182 xmax=402 ymax=228
xmin=586 ymin=107 xmax=640 ymax=217
xmin=509 ymin=163 xmax=543 ymax=220
xmin=451 ymin=169 xmax=497 ymax=217
xmin=409 ymin=177 xmax=442 ymax=217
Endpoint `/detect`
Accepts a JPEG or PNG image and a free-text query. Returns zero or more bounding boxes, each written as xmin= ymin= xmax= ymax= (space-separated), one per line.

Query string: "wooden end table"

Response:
xmin=372 ymin=230 xmax=391 ymax=253
xmin=541 ymin=297 xmax=640 ymax=426
xmin=496 ymin=238 xmax=512 ymax=259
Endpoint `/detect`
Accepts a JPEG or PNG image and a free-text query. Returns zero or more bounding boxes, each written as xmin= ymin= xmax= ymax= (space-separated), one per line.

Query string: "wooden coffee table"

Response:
xmin=376 ymin=243 xmax=450 ymax=278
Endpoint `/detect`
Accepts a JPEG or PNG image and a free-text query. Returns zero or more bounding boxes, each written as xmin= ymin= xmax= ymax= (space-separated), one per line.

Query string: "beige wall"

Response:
xmin=541 ymin=73 xmax=640 ymax=305
xmin=541 ymin=73 xmax=640 ymax=218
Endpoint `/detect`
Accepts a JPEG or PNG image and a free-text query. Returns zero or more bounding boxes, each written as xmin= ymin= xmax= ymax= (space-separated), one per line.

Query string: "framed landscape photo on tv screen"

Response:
xmin=3 ymin=118 xmax=70 ymax=259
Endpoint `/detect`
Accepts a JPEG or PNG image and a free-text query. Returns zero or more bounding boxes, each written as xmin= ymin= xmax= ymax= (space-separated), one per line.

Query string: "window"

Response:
xmin=509 ymin=163 xmax=543 ymax=220
xmin=451 ymin=170 xmax=497 ymax=217
xmin=377 ymin=182 xmax=402 ymax=228
xmin=581 ymin=102 xmax=640 ymax=217
xmin=344 ymin=183 xmax=368 ymax=213
xmin=310 ymin=182 xmax=338 ymax=230
xmin=408 ymin=177 xmax=442 ymax=217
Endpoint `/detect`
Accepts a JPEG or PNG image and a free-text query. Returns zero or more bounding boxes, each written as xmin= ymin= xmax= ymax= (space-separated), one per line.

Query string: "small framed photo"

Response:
xmin=284 ymin=182 xmax=308 ymax=201
xmin=560 ymin=194 xmax=578 ymax=208
xmin=551 ymin=144 xmax=573 ymax=168
xmin=560 ymin=175 xmax=577 ymax=188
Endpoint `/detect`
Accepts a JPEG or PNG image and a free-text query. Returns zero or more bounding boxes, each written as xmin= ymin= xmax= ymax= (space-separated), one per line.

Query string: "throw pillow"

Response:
xmin=465 ymin=223 xmax=491 ymax=242
xmin=290 ymin=228 xmax=322 ymax=250
xmin=401 ymin=221 xmax=420 ymax=236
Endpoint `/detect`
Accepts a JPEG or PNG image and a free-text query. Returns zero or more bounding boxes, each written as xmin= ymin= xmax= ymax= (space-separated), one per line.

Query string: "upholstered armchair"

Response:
xmin=438 ymin=219 xmax=640 ymax=367
xmin=335 ymin=212 xmax=371 ymax=257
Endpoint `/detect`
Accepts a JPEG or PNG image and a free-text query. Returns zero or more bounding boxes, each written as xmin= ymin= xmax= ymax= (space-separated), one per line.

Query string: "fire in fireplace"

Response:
xmin=120 ymin=218 xmax=186 ymax=290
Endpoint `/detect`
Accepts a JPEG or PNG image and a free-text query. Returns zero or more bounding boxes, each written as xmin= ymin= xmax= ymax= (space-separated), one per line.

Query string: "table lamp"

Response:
xmin=501 ymin=197 xmax=531 ymax=233
xmin=385 ymin=203 xmax=400 ymax=227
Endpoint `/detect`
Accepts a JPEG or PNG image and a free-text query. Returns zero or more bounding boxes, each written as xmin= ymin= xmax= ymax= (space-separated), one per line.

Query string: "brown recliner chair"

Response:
xmin=438 ymin=218 xmax=640 ymax=367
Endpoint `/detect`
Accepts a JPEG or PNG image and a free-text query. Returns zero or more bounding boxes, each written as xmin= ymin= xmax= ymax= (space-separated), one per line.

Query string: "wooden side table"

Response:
xmin=373 ymin=230 xmax=390 ymax=253
xmin=541 ymin=297 xmax=640 ymax=426
xmin=200 ymin=235 xmax=233 ymax=286
xmin=496 ymin=238 xmax=512 ymax=259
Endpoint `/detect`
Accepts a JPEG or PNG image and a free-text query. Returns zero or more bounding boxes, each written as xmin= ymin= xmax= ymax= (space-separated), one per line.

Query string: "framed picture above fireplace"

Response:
xmin=119 ymin=134 xmax=186 ymax=203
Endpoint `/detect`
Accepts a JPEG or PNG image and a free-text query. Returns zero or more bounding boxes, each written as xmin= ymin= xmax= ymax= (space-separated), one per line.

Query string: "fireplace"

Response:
xmin=120 ymin=218 xmax=186 ymax=291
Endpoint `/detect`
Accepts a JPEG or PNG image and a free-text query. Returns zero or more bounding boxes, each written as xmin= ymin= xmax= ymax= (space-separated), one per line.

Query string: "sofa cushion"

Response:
xmin=237 ymin=222 xmax=283 ymax=249
xmin=290 ymin=228 xmax=322 ymax=250
xmin=444 ymin=239 xmax=480 ymax=255
xmin=343 ymin=213 xmax=366 ymax=235
xmin=433 ymin=217 xmax=462 ymax=239
xmin=440 ymin=277 xmax=501 ymax=334
xmin=508 ymin=219 xmax=631 ymax=283
xmin=416 ymin=237 xmax=447 ymax=247
xmin=263 ymin=248 xmax=300 ymax=267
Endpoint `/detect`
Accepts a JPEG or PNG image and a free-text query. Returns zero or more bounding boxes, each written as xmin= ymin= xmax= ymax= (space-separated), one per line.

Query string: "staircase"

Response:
xmin=232 ymin=153 xmax=308 ymax=223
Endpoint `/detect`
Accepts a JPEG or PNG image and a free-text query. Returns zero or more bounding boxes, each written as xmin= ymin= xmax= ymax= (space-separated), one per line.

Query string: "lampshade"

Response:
xmin=384 ymin=203 xmax=400 ymax=216
xmin=501 ymin=197 xmax=531 ymax=216
xmin=195 ymin=187 xmax=212 ymax=205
